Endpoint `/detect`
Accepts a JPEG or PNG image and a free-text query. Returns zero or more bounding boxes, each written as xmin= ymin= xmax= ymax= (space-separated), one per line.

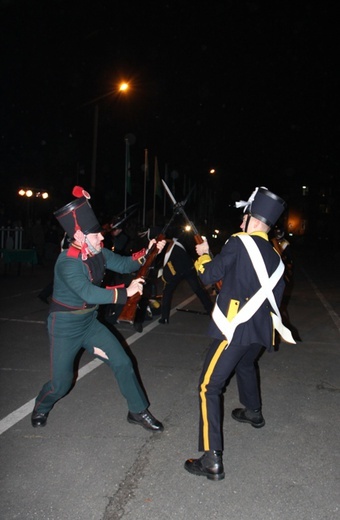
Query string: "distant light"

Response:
xmin=214 ymin=229 xmax=220 ymax=234
xmin=18 ymin=188 xmax=49 ymax=199
xmin=184 ymin=225 xmax=191 ymax=232
xmin=209 ymin=169 xmax=216 ymax=175
xmin=119 ymin=82 xmax=129 ymax=92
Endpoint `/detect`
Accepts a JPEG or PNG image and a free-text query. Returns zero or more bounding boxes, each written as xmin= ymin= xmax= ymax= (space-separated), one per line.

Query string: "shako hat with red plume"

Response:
xmin=54 ymin=186 xmax=102 ymax=237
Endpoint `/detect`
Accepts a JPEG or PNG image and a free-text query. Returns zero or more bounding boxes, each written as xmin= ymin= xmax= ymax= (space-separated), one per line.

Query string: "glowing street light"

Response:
xmin=18 ymin=187 xmax=49 ymax=220
xmin=18 ymin=188 xmax=49 ymax=199
xmin=118 ymin=82 xmax=129 ymax=92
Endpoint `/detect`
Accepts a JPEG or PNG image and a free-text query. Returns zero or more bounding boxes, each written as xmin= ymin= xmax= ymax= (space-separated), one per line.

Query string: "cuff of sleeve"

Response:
xmin=194 ymin=254 xmax=211 ymax=274
xmin=106 ymin=284 xmax=127 ymax=305
xmin=114 ymin=288 xmax=128 ymax=305
xmin=132 ymin=248 xmax=146 ymax=261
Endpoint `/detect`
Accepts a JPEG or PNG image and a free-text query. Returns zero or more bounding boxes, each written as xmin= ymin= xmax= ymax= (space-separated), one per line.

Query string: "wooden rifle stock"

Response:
xmin=118 ymin=234 xmax=165 ymax=324
xmin=193 ymin=234 xmax=204 ymax=245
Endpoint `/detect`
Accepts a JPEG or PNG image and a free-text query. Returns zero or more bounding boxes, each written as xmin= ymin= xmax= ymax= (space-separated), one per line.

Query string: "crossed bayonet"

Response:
xmin=161 ymin=180 xmax=201 ymax=238
xmin=162 ymin=179 xmax=222 ymax=292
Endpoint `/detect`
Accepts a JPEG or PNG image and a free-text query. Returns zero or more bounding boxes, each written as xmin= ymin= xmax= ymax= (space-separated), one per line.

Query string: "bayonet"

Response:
xmin=162 ymin=180 xmax=204 ymax=243
xmin=162 ymin=179 xmax=222 ymax=291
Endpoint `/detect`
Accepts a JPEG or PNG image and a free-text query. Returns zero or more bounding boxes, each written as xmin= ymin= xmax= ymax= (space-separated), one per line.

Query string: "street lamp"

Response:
xmin=118 ymin=82 xmax=129 ymax=93
xmin=18 ymin=188 xmax=49 ymax=220
xmin=91 ymin=80 xmax=131 ymax=195
xmin=18 ymin=188 xmax=49 ymax=199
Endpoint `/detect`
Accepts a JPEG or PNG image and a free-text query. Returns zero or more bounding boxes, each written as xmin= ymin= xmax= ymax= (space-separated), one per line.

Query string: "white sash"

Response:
xmin=163 ymin=238 xmax=186 ymax=266
xmin=212 ymin=234 xmax=295 ymax=345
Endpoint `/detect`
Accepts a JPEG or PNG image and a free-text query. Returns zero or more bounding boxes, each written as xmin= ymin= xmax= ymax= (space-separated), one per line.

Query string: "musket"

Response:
xmin=112 ymin=203 xmax=139 ymax=229
xmin=161 ymin=179 xmax=223 ymax=291
xmin=117 ymin=212 xmax=177 ymax=324
xmin=102 ymin=203 xmax=139 ymax=235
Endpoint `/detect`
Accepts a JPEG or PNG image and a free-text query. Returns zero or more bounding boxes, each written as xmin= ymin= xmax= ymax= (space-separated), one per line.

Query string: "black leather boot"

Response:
xmin=31 ymin=410 xmax=49 ymax=427
xmin=231 ymin=407 xmax=265 ymax=428
xmin=127 ymin=409 xmax=164 ymax=432
xmin=184 ymin=450 xmax=225 ymax=481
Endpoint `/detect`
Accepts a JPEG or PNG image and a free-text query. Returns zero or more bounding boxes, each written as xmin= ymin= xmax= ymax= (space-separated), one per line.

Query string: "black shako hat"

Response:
xmin=54 ymin=186 xmax=102 ymax=237
xmin=235 ymin=187 xmax=287 ymax=228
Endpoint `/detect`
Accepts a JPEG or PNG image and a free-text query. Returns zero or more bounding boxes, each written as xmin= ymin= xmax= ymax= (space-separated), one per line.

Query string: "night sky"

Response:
xmin=1 ymin=0 xmax=338 ymax=224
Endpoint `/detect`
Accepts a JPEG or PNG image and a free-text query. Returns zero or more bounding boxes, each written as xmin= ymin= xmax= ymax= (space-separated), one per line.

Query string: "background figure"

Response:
xmin=159 ymin=236 xmax=213 ymax=324
xmin=100 ymin=218 xmax=131 ymax=325
xmin=271 ymin=227 xmax=294 ymax=283
xmin=103 ymin=219 xmax=130 ymax=256
xmin=270 ymin=227 xmax=295 ymax=337
xmin=127 ymin=226 xmax=163 ymax=332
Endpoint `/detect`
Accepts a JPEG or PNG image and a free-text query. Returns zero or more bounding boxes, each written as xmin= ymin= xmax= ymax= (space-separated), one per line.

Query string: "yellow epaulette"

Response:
xmin=194 ymin=254 xmax=211 ymax=274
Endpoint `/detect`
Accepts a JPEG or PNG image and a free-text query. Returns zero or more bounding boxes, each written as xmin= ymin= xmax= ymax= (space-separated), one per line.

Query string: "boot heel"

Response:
xmin=207 ymin=471 xmax=225 ymax=481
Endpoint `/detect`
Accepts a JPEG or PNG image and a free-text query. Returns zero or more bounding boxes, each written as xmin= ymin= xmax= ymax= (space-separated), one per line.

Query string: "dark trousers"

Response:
xmin=161 ymin=269 xmax=213 ymax=320
xmin=34 ymin=309 xmax=148 ymax=415
xmin=198 ymin=339 xmax=263 ymax=452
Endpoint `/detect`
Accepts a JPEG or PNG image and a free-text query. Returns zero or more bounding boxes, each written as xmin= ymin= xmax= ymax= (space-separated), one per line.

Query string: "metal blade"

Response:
xmin=161 ymin=179 xmax=177 ymax=206
xmin=110 ymin=206 xmax=138 ymax=229
xmin=161 ymin=179 xmax=200 ymax=236
xmin=116 ymin=202 xmax=139 ymax=218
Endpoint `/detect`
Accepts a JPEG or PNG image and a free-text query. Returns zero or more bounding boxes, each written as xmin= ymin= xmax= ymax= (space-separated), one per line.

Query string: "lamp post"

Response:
xmin=90 ymin=81 xmax=130 ymax=196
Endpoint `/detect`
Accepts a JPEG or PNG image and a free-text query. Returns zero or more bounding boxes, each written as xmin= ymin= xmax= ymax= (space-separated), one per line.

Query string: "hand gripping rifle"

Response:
xmin=117 ymin=212 xmax=177 ymax=324
xmin=161 ymin=180 xmax=222 ymax=292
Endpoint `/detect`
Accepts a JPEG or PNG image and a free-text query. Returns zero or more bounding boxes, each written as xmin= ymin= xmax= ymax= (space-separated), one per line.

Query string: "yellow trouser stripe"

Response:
xmin=200 ymin=339 xmax=228 ymax=450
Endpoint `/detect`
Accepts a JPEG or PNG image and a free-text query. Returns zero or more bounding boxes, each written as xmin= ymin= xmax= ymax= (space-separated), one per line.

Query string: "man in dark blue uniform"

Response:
xmin=31 ymin=186 xmax=166 ymax=432
xmin=184 ymin=187 xmax=296 ymax=481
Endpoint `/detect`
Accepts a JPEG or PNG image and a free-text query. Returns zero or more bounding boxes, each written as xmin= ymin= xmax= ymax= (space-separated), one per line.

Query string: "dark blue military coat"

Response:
xmin=197 ymin=231 xmax=285 ymax=349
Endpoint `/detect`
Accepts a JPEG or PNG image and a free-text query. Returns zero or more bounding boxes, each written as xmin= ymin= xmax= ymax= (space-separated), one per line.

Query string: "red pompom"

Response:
xmin=72 ymin=186 xmax=85 ymax=198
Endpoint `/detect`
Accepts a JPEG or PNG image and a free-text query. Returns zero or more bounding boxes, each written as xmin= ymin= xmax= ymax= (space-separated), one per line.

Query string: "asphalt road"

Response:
xmin=0 ymin=246 xmax=339 ymax=520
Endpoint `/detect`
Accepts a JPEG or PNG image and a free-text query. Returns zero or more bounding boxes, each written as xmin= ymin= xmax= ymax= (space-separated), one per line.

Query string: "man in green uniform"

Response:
xmin=31 ymin=186 xmax=166 ymax=432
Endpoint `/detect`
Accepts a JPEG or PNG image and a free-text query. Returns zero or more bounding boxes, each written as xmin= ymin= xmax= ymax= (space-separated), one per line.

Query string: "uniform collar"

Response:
xmin=249 ymin=231 xmax=269 ymax=241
